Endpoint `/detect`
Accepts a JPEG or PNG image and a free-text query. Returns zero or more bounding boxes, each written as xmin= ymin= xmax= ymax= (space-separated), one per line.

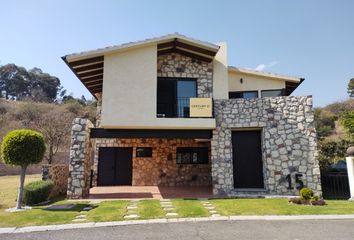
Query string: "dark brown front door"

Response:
xmin=98 ymin=147 xmax=133 ymax=186
xmin=232 ymin=130 xmax=264 ymax=189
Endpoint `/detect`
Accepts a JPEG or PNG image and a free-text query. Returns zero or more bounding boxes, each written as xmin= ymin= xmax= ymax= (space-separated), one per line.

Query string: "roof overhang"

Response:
xmin=228 ymin=66 xmax=304 ymax=96
xmin=62 ymin=33 xmax=220 ymax=97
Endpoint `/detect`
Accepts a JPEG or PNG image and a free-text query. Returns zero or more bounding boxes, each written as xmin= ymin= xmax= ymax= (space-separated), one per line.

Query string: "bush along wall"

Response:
xmin=23 ymin=180 xmax=54 ymax=205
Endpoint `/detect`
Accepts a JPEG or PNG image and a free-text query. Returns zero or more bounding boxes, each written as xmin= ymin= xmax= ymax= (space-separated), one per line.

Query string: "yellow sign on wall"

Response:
xmin=189 ymin=98 xmax=213 ymax=117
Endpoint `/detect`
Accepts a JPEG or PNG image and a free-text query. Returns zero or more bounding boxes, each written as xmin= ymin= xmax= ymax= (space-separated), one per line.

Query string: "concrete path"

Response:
xmin=2 ymin=218 xmax=354 ymax=240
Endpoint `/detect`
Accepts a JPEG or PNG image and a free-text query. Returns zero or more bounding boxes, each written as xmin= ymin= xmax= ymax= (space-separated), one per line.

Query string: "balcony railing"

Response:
xmin=157 ymin=97 xmax=213 ymax=118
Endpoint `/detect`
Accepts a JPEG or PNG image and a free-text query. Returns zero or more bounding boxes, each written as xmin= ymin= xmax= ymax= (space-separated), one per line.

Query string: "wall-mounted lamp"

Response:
xmin=240 ymin=78 xmax=243 ymax=84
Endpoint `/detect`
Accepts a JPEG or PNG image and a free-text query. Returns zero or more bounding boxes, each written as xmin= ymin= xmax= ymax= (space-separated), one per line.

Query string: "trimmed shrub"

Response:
xmin=23 ymin=180 xmax=54 ymax=205
xmin=300 ymin=187 xmax=314 ymax=200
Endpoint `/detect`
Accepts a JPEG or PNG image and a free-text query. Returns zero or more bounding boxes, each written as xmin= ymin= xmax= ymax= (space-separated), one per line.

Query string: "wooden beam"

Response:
xmin=84 ymin=79 xmax=103 ymax=85
xmin=75 ymin=63 xmax=104 ymax=73
xmin=81 ymin=75 xmax=103 ymax=83
xmin=78 ymin=69 xmax=103 ymax=78
xmin=175 ymin=41 xmax=217 ymax=57
xmin=69 ymin=56 xmax=104 ymax=68
xmin=158 ymin=48 xmax=213 ymax=62
xmin=157 ymin=41 xmax=175 ymax=50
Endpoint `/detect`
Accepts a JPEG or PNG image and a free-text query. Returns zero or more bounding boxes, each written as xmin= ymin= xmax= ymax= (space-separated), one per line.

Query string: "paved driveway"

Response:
xmin=2 ymin=219 xmax=354 ymax=240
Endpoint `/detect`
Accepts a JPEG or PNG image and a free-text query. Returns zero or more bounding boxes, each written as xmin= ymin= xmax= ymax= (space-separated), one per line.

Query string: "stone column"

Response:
xmin=67 ymin=118 xmax=93 ymax=199
xmin=346 ymin=147 xmax=354 ymax=201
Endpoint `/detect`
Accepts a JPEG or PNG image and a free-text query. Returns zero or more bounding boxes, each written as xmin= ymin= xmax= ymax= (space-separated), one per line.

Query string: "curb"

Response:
xmin=2 ymin=214 xmax=354 ymax=234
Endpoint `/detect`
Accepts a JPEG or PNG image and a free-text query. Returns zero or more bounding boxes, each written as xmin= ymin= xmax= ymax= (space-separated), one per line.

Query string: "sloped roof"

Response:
xmin=228 ymin=66 xmax=304 ymax=95
xmin=64 ymin=33 xmax=220 ymax=61
xmin=62 ymin=33 xmax=220 ymax=96
xmin=228 ymin=66 xmax=302 ymax=82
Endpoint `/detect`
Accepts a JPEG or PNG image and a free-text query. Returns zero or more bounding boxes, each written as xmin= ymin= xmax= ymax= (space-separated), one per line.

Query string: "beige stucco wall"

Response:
xmin=228 ymin=71 xmax=286 ymax=96
xmin=213 ymin=42 xmax=229 ymax=99
xmin=101 ymin=45 xmax=215 ymax=129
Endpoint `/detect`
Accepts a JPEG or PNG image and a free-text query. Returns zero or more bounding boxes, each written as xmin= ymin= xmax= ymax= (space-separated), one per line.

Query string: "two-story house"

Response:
xmin=62 ymin=33 xmax=321 ymax=199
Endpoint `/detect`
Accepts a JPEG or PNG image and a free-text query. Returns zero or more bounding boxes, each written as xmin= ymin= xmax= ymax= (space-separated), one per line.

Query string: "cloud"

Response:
xmin=254 ymin=61 xmax=279 ymax=71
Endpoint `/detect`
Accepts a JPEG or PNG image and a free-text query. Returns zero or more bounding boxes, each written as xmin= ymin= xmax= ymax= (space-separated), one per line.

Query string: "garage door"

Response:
xmin=97 ymin=147 xmax=133 ymax=186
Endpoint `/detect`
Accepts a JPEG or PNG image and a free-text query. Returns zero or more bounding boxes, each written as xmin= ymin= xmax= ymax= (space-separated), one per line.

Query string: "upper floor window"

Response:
xmin=229 ymin=91 xmax=258 ymax=99
xmin=261 ymin=89 xmax=284 ymax=98
xmin=157 ymin=78 xmax=197 ymax=118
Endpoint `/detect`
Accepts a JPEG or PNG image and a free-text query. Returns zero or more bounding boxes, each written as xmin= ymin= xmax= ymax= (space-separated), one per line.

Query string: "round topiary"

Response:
xmin=300 ymin=187 xmax=314 ymax=200
xmin=1 ymin=129 xmax=46 ymax=167
xmin=1 ymin=129 xmax=46 ymax=209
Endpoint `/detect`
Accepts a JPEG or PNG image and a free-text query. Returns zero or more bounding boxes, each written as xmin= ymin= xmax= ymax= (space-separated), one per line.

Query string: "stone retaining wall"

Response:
xmin=42 ymin=164 xmax=69 ymax=197
xmin=211 ymin=96 xmax=321 ymax=196
xmin=92 ymin=138 xmax=211 ymax=187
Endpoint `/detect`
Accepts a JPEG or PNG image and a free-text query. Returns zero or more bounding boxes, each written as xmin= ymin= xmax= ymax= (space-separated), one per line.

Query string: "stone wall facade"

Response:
xmin=92 ymin=138 xmax=211 ymax=187
xmin=42 ymin=164 xmax=69 ymax=197
xmin=67 ymin=118 xmax=94 ymax=199
xmin=157 ymin=53 xmax=213 ymax=98
xmin=211 ymin=96 xmax=321 ymax=196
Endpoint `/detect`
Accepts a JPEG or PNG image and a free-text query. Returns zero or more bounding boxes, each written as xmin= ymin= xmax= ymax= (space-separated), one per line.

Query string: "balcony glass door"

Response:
xmin=177 ymin=80 xmax=196 ymax=118
xmin=157 ymin=78 xmax=197 ymax=118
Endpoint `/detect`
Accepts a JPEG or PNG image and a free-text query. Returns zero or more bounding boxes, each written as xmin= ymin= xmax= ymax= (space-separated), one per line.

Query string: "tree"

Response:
xmin=1 ymin=130 xmax=45 ymax=209
xmin=341 ymin=110 xmax=354 ymax=140
xmin=314 ymin=108 xmax=337 ymax=139
xmin=13 ymin=102 xmax=73 ymax=164
xmin=348 ymin=78 xmax=354 ymax=98
xmin=0 ymin=64 xmax=61 ymax=102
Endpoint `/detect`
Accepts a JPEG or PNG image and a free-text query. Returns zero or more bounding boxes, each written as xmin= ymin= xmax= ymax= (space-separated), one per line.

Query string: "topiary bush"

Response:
xmin=300 ymin=187 xmax=314 ymax=200
xmin=1 ymin=129 xmax=46 ymax=209
xmin=23 ymin=180 xmax=54 ymax=205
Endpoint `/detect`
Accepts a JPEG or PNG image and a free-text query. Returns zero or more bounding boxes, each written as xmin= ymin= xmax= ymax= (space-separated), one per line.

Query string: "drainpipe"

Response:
xmin=346 ymin=146 xmax=354 ymax=201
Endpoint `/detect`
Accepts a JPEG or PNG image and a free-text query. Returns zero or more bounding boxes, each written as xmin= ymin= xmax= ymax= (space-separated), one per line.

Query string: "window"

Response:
xmin=261 ymin=89 xmax=284 ymax=98
xmin=157 ymin=78 xmax=197 ymax=118
xmin=176 ymin=147 xmax=209 ymax=164
xmin=136 ymin=147 xmax=152 ymax=157
xmin=229 ymin=91 xmax=258 ymax=99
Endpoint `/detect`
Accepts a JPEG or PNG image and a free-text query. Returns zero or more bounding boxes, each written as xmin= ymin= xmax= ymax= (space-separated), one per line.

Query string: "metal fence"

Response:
xmin=320 ymin=170 xmax=350 ymax=200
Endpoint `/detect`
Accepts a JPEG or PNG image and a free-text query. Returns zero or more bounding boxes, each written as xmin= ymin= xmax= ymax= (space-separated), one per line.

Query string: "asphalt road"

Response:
xmin=2 ymin=220 xmax=354 ymax=240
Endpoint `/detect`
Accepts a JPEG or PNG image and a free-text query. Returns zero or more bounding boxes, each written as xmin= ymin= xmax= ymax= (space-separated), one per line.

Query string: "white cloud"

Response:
xmin=254 ymin=61 xmax=279 ymax=71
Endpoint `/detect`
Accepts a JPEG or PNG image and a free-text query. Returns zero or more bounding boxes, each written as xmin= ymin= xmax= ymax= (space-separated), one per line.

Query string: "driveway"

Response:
xmin=2 ymin=219 xmax=354 ymax=240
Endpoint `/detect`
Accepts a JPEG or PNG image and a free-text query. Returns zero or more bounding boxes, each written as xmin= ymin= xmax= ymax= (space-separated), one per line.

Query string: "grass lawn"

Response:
xmin=172 ymin=199 xmax=210 ymax=217
xmin=0 ymin=174 xmax=41 ymax=210
xmin=137 ymin=200 xmax=165 ymax=219
xmin=2 ymin=175 xmax=354 ymax=227
xmin=211 ymin=198 xmax=354 ymax=216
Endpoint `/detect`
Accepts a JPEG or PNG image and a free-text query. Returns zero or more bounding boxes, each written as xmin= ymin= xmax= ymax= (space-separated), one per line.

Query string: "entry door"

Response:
xmin=232 ymin=131 xmax=264 ymax=188
xmin=98 ymin=147 xmax=133 ymax=186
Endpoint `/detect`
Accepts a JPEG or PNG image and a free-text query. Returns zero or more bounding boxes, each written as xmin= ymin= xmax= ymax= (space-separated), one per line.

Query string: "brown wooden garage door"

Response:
xmin=97 ymin=147 xmax=133 ymax=186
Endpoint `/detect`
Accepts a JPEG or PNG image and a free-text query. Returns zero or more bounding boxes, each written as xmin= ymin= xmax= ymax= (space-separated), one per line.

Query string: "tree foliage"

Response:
xmin=1 ymin=129 xmax=46 ymax=167
xmin=348 ymin=78 xmax=354 ymax=98
xmin=0 ymin=64 xmax=61 ymax=102
xmin=341 ymin=110 xmax=354 ymax=140
xmin=314 ymin=108 xmax=337 ymax=139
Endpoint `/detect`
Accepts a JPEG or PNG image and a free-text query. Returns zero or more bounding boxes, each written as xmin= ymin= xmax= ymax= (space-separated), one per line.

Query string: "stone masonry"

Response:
xmin=157 ymin=52 xmax=213 ymax=98
xmin=67 ymin=118 xmax=93 ymax=199
xmin=42 ymin=164 xmax=69 ymax=197
xmin=92 ymin=138 xmax=211 ymax=187
xmin=211 ymin=96 xmax=321 ymax=196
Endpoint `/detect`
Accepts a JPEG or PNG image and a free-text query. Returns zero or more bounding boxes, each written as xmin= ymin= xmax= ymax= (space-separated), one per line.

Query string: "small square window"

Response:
xmin=136 ymin=147 xmax=152 ymax=157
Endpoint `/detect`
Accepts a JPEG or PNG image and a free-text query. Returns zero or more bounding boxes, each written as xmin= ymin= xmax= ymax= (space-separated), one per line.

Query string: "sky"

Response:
xmin=0 ymin=0 xmax=353 ymax=107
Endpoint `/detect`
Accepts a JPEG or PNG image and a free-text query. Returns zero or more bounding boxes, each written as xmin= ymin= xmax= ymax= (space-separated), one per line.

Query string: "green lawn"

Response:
xmin=211 ymin=198 xmax=354 ymax=216
xmin=0 ymin=174 xmax=41 ymax=210
xmin=172 ymin=199 xmax=210 ymax=217
xmin=2 ymin=175 xmax=354 ymax=227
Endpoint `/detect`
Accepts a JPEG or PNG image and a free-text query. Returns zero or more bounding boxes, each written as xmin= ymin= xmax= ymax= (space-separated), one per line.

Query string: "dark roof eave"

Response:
xmin=61 ymin=55 xmax=99 ymax=100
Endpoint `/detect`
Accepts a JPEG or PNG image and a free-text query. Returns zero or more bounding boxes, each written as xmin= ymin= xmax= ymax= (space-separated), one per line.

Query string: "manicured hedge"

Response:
xmin=23 ymin=180 xmax=54 ymax=205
